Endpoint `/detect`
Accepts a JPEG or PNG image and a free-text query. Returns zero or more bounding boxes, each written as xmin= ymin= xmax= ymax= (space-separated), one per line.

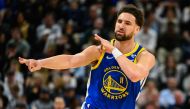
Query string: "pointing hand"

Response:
xmin=18 ymin=57 xmax=42 ymax=72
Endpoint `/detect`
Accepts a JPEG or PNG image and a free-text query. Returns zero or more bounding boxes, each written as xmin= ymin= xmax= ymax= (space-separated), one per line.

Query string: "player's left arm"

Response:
xmin=95 ymin=34 xmax=155 ymax=82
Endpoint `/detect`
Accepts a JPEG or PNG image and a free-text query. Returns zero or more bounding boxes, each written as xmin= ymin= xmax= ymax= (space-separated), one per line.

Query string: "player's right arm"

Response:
xmin=19 ymin=45 xmax=101 ymax=72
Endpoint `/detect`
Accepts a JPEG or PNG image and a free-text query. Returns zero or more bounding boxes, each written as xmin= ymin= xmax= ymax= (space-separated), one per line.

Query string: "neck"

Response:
xmin=115 ymin=38 xmax=136 ymax=54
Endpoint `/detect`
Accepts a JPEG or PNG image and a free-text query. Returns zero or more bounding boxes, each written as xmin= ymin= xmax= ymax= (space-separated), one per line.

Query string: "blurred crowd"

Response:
xmin=0 ymin=0 xmax=190 ymax=109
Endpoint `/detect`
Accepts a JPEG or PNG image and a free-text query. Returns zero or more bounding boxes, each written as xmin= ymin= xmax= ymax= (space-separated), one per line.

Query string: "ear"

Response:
xmin=134 ymin=26 xmax=140 ymax=35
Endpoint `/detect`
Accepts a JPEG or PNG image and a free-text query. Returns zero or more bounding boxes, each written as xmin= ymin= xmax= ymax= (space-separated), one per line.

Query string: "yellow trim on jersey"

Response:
xmin=111 ymin=39 xmax=139 ymax=56
xmin=91 ymin=39 xmax=115 ymax=70
xmin=91 ymin=51 xmax=105 ymax=70
xmin=134 ymin=47 xmax=145 ymax=64
xmin=124 ymin=43 xmax=139 ymax=56
xmin=111 ymin=39 xmax=115 ymax=45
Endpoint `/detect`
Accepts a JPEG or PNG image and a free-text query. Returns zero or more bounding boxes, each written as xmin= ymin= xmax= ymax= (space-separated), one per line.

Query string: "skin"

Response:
xmin=19 ymin=12 xmax=155 ymax=82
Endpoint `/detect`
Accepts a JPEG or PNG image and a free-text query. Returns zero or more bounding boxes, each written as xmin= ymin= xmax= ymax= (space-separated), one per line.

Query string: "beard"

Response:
xmin=114 ymin=32 xmax=134 ymax=41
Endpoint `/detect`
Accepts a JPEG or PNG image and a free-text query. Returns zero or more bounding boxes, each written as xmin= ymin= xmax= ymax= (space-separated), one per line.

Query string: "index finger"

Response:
xmin=94 ymin=34 xmax=103 ymax=42
xmin=18 ymin=57 xmax=29 ymax=65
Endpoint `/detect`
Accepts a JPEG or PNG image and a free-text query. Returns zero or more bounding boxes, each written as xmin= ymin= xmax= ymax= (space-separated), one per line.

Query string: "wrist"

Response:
xmin=37 ymin=60 xmax=42 ymax=67
xmin=112 ymin=47 xmax=123 ymax=59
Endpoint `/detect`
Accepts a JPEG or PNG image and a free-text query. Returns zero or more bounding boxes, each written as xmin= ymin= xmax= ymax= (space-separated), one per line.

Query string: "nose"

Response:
xmin=118 ymin=22 xmax=125 ymax=29
xmin=118 ymin=23 xmax=125 ymax=30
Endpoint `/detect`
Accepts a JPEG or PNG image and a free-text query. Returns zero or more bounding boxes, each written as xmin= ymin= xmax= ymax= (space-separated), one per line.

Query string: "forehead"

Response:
xmin=117 ymin=13 xmax=136 ymax=23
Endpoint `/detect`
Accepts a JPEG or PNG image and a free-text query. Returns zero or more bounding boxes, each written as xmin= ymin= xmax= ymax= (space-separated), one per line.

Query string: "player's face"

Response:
xmin=114 ymin=13 xmax=139 ymax=41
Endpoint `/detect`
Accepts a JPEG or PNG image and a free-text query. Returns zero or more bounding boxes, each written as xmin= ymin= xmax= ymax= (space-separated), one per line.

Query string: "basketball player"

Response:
xmin=19 ymin=5 xmax=155 ymax=109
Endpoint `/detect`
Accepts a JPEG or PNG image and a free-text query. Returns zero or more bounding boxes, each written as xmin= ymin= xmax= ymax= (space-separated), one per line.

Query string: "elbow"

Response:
xmin=130 ymin=77 xmax=140 ymax=82
xmin=130 ymin=75 xmax=141 ymax=82
xmin=127 ymin=69 xmax=148 ymax=83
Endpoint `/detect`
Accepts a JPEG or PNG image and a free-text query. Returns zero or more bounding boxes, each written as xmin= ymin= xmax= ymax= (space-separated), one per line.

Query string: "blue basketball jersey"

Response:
xmin=82 ymin=40 xmax=146 ymax=109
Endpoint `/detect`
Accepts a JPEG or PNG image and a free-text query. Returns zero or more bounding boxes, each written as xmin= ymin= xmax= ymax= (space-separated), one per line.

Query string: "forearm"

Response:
xmin=111 ymin=48 xmax=148 ymax=82
xmin=39 ymin=55 xmax=73 ymax=69
xmin=116 ymin=55 xmax=148 ymax=82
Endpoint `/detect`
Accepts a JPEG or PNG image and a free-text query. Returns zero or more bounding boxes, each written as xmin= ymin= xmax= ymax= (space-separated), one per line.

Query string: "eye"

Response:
xmin=125 ymin=21 xmax=131 ymax=25
xmin=117 ymin=19 xmax=122 ymax=23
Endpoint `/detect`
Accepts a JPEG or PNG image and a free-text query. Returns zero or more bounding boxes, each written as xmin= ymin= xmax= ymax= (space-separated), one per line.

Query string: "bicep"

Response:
xmin=136 ymin=51 xmax=156 ymax=76
xmin=70 ymin=45 xmax=101 ymax=67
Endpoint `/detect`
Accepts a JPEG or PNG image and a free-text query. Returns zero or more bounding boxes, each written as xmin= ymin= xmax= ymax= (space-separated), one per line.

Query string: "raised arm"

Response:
xmin=19 ymin=45 xmax=101 ymax=72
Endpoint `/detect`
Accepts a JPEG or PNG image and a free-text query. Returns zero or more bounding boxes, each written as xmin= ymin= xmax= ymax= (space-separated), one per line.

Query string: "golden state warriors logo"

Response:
xmin=101 ymin=66 xmax=128 ymax=100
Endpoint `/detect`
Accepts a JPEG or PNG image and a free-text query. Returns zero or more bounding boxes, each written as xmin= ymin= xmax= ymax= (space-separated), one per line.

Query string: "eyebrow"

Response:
xmin=118 ymin=18 xmax=132 ymax=24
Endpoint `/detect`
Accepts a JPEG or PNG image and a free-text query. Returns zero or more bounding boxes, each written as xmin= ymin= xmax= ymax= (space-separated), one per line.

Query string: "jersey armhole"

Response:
xmin=134 ymin=47 xmax=145 ymax=64
xmin=91 ymin=50 xmax=105 ymax=70
xmin=91 ymin=39 xmax=114 ymax=70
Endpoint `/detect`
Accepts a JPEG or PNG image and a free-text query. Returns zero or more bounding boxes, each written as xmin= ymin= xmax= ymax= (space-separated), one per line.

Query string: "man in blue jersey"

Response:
xmin=19 ymin=4 xmax=155 ymax=109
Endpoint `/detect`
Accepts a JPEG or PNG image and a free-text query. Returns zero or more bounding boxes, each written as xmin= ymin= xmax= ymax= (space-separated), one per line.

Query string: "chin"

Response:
xmin=115 ymin=32 xmax=133 ymax=41
xmin=115 ymin=34 xmax=128 ymax=41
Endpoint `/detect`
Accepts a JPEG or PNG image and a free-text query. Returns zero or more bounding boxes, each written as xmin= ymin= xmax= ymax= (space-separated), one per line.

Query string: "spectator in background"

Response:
xmin=155 ymin=1 xmax=181 ymax=34
xmin=173 ymin=90 xmax=185 ymax=109
xmin=63 ymin=88 xmax=79 ymax=109
xmin=181 ymin=28 xmax=190 ymax=63
xmin=142 ymin=102 xmax=160 ymax=109
xmin=137 ymin=80 xmax=159 ymax=108
xmin=181 ymin=4 xmax=190 ymax=59
xmin=3 ymin=70 xmax=23 ymax=103
xmin=156 ymin=21 xmax=182 ymax=64
xmin=0 ymin=98 xmax=3 ymax=109
xmin=24 ymin=73 xmax=43 ymax=104
xmin=157 ymin=54 xmax=187 ymax=89
xmin=53 ymin=96 xmax=65 ymax=109
xmin=63 ymin=21 xmax=82 ymax=54
xmin=6 ymin=83 xmax=22 ymax=109
xmin=1 ymin=42 xmax=17 ymax=77
xmin=182 ymin=66 xmax=190 ymax=109
xmin=50 ymin=74 xmax=64 ymax=98
xmin=14 ymin=101 xmax=28 ymax=109
xmin=103 ymin=6 xmax=117 ymax=32
xmin=159 ymin=77 xmax=178 ymax=109
xmin=137 ymin=79 xmax=159 ymax=109
xmin=83 ymin=4 xmax=100 ymax=30
xmin=82 ymin=17 xmax=109 ymax=49
xmin=36 ymin=12 xmax=62 ymax=54
xmin=16 ymin=12 xmax=30 ymax=40
xmin=135 ymin=21 xmax=158 ymax=53
xmin=37 ymin=12 xmax=61 ymax=40
xmin=8 ymin=60 xmax=24 ymax=85
xmin=0 ymin=8 xmax=14 ymax=34
xmin=63 ymin=0 xmax=86 ymax=32
xmin=31 ymin=87 xmax=53 ymax=109
xmin=182 ymin=4 xmax=190 ymax=26
xmin=145 ymin=10 xmax=159 ymax=34
xmin=0 ymin=82 xmax=8 ymax=109
xmin=62 ymin=69 xmax=77 ymax=90
xmin=7 ymin=26 xmax=30 ymax=57
xmin=45 ymin=0 xmax=62 ymax=19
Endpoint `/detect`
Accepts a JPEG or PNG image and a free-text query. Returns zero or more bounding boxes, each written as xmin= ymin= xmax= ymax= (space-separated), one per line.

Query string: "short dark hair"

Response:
xmin=117 ymin=4 xmax=144 ymax=28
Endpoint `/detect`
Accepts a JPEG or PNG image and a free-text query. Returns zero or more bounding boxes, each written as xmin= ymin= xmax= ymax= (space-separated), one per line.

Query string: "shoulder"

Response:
xmin=137 ymin=50 xmax=156 ymax=65
xmin=85 ymin=45 xmax=101 ymax=53
xmin=139 ymin=50 xmax=155 ymax=60
xmin=83 ymin=45 xmax=103 ymax=59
